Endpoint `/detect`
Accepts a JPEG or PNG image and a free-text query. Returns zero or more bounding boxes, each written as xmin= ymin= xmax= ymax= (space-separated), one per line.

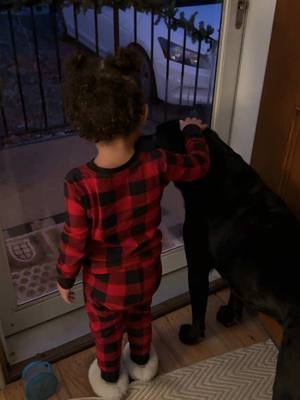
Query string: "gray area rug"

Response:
xmin=127 ymin=341 xmax=278 ymax=399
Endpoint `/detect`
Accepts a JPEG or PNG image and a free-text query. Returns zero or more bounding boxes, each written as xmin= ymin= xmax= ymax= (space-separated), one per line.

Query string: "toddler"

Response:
xmin=56 ymin=47 xmax=210 ymax=399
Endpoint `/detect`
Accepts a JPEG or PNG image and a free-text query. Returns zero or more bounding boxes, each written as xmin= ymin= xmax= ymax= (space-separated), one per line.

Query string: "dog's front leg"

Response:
xmin=273 ymin=314 xmax=300 ymax=400
xmin=179 ymin=218 xmax=211 ymax=345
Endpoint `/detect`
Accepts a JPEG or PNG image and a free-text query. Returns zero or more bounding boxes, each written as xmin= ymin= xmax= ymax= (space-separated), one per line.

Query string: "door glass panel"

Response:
xmin=0 ymin=1 xmax=223 ymax=305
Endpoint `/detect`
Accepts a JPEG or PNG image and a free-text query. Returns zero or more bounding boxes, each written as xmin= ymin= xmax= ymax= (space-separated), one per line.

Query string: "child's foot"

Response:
xmin=88 ymin=360 xmax=128 ymax=400
xmin=123 ymin=343 xmax=158 ymax=382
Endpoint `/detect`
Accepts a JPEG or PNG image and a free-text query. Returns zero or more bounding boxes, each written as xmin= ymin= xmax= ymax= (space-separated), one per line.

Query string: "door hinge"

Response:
xmin=236 ymin=0 xmax=249 ymax=29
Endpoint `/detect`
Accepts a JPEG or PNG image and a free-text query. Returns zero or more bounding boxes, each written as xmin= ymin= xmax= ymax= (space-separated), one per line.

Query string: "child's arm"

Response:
xmin=57 ymin=176 xmax=89 ymax=295
xmin=159 ymin=120 xmax=210 ymax=182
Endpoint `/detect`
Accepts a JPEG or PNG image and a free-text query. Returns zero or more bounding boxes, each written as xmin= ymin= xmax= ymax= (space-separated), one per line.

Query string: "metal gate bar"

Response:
xmin=30 ymin=5 xmax=48 ymax=128
xmin=113 ymin=5 xmax=119 ymax=52
xmin=134 ymin=7 xmax=137 ymax=43
xmin=94 ymin=2 xmax=100 ymax=55
xmin=179 ymin=28 xmax=187 ymax=106
xmin=72 ymin=4 xmax=79 ymax=40
xmin=193 ymin=38 xmax=203 ymax=106
xmin=51 ymin=5 xmax=65 ymax=123
xmin=164 ymin=18 xmax=171 ymax=121
xmin=7 ymin=10 xmax=28 ymax=131
xmin=51 ymin=6 xmax=62 ymax=83
xmin=150 ymin=11 xmax=154 ymax=63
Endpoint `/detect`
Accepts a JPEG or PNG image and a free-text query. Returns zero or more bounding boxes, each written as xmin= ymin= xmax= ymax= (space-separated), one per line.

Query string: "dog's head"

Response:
xmin=154 ymin=119 xmax=186 ymax=154
xmin=153 ymin=119 xmax=261 ymax=209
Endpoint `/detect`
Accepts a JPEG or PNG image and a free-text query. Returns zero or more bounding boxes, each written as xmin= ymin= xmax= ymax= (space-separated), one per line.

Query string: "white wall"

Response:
xmin=229 ymin=0 xmax=277 ymax=163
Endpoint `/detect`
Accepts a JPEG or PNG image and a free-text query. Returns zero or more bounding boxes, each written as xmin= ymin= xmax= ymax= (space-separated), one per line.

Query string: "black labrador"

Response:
xmin=153 ymin=119 xmax=300 ymax=400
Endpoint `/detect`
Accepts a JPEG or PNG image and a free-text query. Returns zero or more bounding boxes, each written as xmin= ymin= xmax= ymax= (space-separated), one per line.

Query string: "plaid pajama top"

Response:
xmin=57 ymin=124 xmax=210 ymax=309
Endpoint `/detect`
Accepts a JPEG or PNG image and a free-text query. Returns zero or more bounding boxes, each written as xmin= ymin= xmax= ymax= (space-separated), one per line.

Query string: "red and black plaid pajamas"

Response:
xmin=85 ymin=285 xmax=153 ymax=381
xmin=57 ymin=124 xmax=210 ymax=381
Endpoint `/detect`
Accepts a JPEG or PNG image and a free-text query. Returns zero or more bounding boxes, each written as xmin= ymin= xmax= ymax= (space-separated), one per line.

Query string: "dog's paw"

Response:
xmin=179 ymin=324 xmax=205 ymax=345
xmin=216 ymin=305 xmax=242 ymax=327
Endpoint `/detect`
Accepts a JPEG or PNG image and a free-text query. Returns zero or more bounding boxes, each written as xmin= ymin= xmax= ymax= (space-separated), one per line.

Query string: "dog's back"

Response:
xmin=154 ymin=120 xmax=300 ymax=318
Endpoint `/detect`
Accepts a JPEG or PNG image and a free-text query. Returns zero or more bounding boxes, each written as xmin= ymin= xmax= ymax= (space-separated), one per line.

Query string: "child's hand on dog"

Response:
xmin=180 ymin=117 xmax=208 ymax=132
xmin=57 ymin=283 xmax=75 ymax=304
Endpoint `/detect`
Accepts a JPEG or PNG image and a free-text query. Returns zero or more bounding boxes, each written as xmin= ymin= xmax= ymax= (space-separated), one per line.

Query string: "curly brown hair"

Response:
xmin=63 ymin=47 xmax=145 ymax=143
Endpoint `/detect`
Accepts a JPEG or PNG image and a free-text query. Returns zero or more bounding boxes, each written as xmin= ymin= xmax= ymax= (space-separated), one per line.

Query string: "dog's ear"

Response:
xmin=154 ymin=119 xmax=185 ymax=154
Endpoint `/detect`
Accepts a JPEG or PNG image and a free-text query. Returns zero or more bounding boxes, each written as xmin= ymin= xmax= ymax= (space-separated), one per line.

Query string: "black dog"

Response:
xmin=153 ymin=119 xmax=300 ymax=400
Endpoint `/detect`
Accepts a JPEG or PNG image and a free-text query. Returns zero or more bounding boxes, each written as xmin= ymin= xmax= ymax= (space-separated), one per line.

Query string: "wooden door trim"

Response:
xmin=259 ymin=313 xmax=282 ymax=349
xmin=279 ymin=108 xmax=300 ymax=197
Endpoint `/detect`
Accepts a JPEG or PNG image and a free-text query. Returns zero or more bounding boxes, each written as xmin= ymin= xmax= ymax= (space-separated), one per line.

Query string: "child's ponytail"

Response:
xmin=104 ymin=47 xmax=143 ymax=84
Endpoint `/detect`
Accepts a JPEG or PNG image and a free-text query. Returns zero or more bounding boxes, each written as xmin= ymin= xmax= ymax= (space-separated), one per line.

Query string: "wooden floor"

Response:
xmin=0 ymin=290 xmax=268 ymax=400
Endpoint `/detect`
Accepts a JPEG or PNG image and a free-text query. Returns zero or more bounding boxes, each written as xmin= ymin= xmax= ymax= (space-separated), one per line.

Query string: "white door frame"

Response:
xmin=211 ymin=0 xmax=247 ymax=141
xmin=229 ymin=0 xmax=277 ymax=163
xmin=0 ymin=0 xmax=248 ymax=337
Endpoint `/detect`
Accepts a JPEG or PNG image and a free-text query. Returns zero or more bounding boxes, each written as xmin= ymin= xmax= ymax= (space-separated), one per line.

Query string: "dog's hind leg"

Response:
xmin=216 ymin=291 xmax=244 ymax=327
xmin=179 ymin=218 xmax=211 ymax=345
xmin=273 ymin=314 xmax=300 ymax=400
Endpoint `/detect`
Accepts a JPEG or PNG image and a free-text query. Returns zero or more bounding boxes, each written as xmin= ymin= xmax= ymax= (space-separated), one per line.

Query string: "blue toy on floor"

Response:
xmin=22 ymin=360 xmax=58 ymax=400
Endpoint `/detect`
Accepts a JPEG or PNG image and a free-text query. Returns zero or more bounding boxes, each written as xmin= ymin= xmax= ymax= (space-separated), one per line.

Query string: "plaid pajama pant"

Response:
xmin=85 ymin=283 xmax=153 ymax=382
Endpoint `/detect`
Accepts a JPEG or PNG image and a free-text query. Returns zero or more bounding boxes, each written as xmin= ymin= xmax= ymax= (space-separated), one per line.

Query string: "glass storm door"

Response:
xmin=0 ymin=0 xmax=246 ymax=341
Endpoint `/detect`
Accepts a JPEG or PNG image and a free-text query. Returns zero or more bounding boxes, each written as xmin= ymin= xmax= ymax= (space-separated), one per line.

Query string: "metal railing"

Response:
xmin=0 ymin=2 xmax=217 ymax=144
xmin=0 ymin=4 xmax=67 ymax=141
